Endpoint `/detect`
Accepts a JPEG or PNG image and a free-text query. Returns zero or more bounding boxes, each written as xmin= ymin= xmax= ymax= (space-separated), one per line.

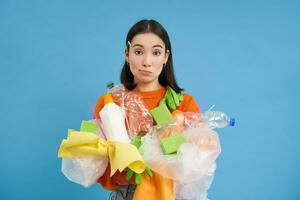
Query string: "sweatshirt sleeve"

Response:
xmin=94 ymin=95 xmax=104 ymax=119
xmin=178 ymin=93 xmax=200 ymax=113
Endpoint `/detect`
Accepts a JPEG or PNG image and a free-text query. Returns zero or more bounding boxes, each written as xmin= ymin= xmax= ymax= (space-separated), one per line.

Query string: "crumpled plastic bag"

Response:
xmin=61 ymin=157 xmax=108 ymax=187
xmin=174 ymin=162 xmax=216 ymax=200
xmin=140 ymin=125 xmax=221 ymax=199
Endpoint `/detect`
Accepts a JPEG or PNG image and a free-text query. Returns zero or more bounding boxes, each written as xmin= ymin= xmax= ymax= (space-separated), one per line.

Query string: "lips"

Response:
xmin=139 ymin=69 xmax=152 ymax=76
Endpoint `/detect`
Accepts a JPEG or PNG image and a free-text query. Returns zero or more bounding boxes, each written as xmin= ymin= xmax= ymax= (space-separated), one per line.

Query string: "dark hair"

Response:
xmin=120 ymin=19 xmax=183 ymax=93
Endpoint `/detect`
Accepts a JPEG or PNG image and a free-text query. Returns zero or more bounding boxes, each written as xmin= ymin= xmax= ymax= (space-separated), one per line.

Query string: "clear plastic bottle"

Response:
xmin=107 ymin=82 xmax=125 ymax=94
xmin=201 ymin=111 xmax=235 ymax=129
xmin=106 ymin=81 xmax=125 ymax=111
xmin=106 ymin=81 xmax=153 ymax=139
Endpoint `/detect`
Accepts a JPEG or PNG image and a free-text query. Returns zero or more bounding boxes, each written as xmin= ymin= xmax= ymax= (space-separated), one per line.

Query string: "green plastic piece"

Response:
xmin=80 ymin=120 xmax=99 ymax=135
xmin=131 ymin=136 xmax=142 ymax=149
xmin=126 ymin=136 xmax=153 ymax=185
xmin=126 ymin=165 xmax=152 ymax=185
xmin=150 ymin=103 xmax=173 ymax=125
xmin=126 ymin=168 xmax=134 ymax=181
xmin=178 ymin=93 xmax=184 ymax=101
xmin=159 ymin=86 xmax=183 ymax=110
xmin=160 ymin=134 xmax=186 ymax=155
xmin=145 ymin=163 xmax=153 ymax=177
xmin=167 ymin=86 xmax=179 ymax=107
xmin=135 ymin=173 xmax=142 ymax=185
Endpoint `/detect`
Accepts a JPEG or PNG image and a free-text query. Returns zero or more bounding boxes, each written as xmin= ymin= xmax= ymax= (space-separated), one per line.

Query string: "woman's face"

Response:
xmin=126 ymin=32 xmax=169 ymax=87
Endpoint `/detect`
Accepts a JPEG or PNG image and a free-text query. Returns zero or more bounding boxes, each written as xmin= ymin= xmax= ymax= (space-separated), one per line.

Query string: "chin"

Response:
xmin=136 ymin=77 xmax=156 ymax=84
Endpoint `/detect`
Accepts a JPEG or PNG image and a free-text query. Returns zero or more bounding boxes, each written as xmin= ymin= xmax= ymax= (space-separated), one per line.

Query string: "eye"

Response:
xmin=153 ymin=50 xmax=161 ymax=56
xmin=134 ymin=50 xmax=143 ymax=55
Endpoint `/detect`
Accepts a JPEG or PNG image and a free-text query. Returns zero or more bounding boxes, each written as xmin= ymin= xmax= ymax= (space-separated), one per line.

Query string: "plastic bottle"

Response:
xmin=106 ymin=82 xmax=125 ymax=111
xmin=106 ymin=82 xmax=124 ymax=94
xmin=106 ymin=81 xmax=153 ymax=139
xmin=99 ymin=93 xmax=131 ymax=143
xmin=201 ymin=111 xmax=235 ymax=129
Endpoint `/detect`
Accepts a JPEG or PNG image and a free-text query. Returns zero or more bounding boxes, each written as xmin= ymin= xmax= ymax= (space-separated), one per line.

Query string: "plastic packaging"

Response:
xmin=124 ymin=92 xmax=154 ymax=138
xmin=140 ymin=119 xmax=221 ymax=200
xmin=99 ymin=93 xmax=131 ymax=143
xmin=61 ymin=157 xmax=108 ymax=187
xmin=107 ymin=82 xmax=153 ymax=139
xmin=164 ymin=110 xmax=235 ymax=131
xmin=174 ymin=163 xmax=216 ymax=200
xmin=140 ymin=126 xmax=220 ymax=181
xmin=107 ymin=82 xmax=126 ymax=112
xmin=107 ymin=82 xmax=125 ymax=94
xmin=201 ymin=111 xmax=235 ymax=129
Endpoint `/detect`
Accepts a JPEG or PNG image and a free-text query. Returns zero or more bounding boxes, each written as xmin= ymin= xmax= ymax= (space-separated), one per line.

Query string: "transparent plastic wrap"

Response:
xmin=141 ymin=126 xmax=220 ymax=181
xmin=140 ymin=115 xmax=221 ymax=200
xmin=159 ymin=111 xmax=202 ymax=139
xmin=181 ymin=112 xmax=202 ymax=128
xmin=109 ymin=83 xmax=154 ymax=139
xmin=174 ymin=162 xmax=216 ymax=200
xmin=61 ymin=157 xmax=108 ymax=187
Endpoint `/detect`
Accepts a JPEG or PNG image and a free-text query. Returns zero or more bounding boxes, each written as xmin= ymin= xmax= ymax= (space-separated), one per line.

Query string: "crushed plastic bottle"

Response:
xmin=201 ymin=111 xmax=235 ymax=129
xmin=107 ymin=81 xmax=125 ymax=94
xmin=105 ymin=82 xmax=153 ymax=139
xmin=106 ymin=82 xmax=126 ymax=110
xmin=124 ymin=92 xmax=153 ymax=138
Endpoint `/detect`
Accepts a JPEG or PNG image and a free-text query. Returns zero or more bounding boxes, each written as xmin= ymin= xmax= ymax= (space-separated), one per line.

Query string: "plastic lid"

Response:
xmin=106 ymin=81 xmax=114 ymax=89
xmin=229 ymin=118 xmax=235 ymax=126
xmin=103 ymin=93 xmax=114 ymax=104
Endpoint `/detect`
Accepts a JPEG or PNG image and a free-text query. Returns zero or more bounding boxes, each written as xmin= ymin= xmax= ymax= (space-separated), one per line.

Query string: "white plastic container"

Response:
xmin=99 ymin=93 xmax=131 ymax=143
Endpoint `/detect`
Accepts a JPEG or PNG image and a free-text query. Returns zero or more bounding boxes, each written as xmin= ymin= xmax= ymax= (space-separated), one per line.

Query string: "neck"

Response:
xmin=135 ymin=81 xmax=162 ymax=92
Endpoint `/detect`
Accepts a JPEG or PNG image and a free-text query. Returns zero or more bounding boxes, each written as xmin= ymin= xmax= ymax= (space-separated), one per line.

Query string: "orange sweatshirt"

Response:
xmin=94 ymin=87 xmax=199 ymax=200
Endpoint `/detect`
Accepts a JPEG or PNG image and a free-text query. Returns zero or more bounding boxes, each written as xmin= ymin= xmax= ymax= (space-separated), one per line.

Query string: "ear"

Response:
xmin=164 ymin=50 xmax=170 ymax=64
xmin=125 ymin=48 xmax=129 ymax=63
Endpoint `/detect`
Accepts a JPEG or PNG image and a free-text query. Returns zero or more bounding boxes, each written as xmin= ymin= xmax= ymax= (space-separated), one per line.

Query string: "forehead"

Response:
xmin=131 ymin=32 xmax=165 ymax=48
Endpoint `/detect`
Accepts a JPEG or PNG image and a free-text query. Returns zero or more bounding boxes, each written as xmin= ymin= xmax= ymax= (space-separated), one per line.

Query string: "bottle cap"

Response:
xmin=106 ymin=81 xmax=114 ymax=89
xmin=229 ymin=118 xmax=235 ymax=126
xmin=103 ymin=93 xmax=114 ymax=104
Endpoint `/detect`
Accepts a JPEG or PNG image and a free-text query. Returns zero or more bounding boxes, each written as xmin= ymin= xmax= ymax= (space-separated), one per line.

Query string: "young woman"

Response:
xmin=94 ymin=19 xmax=199 ymax=200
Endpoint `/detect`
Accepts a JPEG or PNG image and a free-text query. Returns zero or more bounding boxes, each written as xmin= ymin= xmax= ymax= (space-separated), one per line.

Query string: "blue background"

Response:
xmin=0 ymin=0 xmax=299 ymax=199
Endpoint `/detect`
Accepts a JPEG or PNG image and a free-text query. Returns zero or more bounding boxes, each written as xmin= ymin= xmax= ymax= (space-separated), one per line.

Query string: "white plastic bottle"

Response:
xmin=201 ymin=111 xmax=235 ymax=129
xmin=99 ymin=93 xmax=131 ymax=143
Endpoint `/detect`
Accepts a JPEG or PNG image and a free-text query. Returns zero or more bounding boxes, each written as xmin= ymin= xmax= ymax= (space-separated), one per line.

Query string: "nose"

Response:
xmin=142 ymin=54 xmax=152 ymax=67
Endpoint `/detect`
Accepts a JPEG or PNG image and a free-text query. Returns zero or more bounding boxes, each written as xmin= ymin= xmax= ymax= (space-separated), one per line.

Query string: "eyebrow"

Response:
xmin=132 ymin=44 xmax=164 ymax=49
